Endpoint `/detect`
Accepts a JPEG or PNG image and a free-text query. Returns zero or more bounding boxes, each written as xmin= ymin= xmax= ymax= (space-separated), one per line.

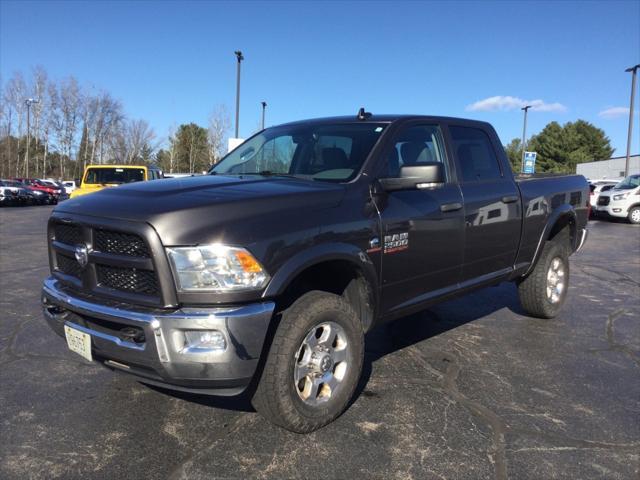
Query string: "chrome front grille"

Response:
xmin=50 ymin=219 xmax=163 ymax=305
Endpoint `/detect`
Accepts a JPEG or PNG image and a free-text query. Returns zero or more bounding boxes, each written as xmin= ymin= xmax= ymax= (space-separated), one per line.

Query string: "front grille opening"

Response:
xmin=96 ymin=264 xmax=159 ymax=296
xmin=54 ymin=223 xmax=82 ymax=245
xmin=94 ymin=229 xmax=150 ymax=257
xmin=56 ymin=253 xmax=82 ymax=278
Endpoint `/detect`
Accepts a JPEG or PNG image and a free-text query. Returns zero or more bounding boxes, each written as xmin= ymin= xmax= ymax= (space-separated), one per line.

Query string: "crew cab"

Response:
xmin=70 ymin=165 xmax=164 ymax=198
xmin=42 ymin=113 xmax=588 ymax=432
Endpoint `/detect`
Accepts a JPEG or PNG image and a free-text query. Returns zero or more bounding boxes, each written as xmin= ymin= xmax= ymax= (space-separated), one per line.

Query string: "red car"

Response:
xmin=13 ymin=178 xmax=62 ymax=201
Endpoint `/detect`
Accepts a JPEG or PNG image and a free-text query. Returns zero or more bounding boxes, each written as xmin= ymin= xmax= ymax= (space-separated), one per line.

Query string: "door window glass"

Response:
xmin=387 ymin=125 xmax=447 ymax=178
xmin=450 ymin=126 xmax=502 ymax=182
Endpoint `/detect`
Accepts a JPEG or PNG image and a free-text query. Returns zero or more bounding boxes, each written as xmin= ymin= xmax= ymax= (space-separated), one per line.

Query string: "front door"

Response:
xmin=375 ymin=124 xmax=465 ymax=316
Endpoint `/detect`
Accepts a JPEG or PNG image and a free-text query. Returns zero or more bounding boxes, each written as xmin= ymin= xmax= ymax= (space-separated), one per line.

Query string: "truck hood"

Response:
xmin=54 ymin=175 xmax=346 ymax=245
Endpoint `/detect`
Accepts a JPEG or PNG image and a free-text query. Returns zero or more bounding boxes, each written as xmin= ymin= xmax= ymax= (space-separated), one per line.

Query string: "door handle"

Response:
xmin=441 ymin=202 xmax=462 ymax=213
xmin=501 ymin=195 xmax=519 ymax=204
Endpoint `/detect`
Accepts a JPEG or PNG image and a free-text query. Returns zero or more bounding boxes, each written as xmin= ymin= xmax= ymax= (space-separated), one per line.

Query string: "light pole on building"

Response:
xmin=261 ymin=101 xmax=267 ymax=130
xmin=234 ymin=50 xmax=244 ymax=138
xmin=520 ymin=105 xmax=532 ymax=172
xmin=624 ymin=64 xmax=639 ymax=177
xmin=25 ymin=98 xmax=40 ymax=178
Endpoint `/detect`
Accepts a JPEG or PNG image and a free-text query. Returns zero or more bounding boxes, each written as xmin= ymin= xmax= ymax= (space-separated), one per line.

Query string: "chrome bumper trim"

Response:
xmin=42 ymin=277 xmax=275 ymax=386
xmin=575 ymin=228 xmax=588 ymax=253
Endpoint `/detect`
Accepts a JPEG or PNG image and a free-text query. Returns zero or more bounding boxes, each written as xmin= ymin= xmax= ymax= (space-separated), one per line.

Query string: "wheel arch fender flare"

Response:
xmin=262 ymin=242 xmax=379 ymax=307
xmin=525 ymin=205 xmax=577 ymax=276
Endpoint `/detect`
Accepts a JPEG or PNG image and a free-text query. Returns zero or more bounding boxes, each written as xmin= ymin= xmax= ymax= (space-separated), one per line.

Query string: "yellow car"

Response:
xmin=70 ymin=165 xmax=164 ymax=199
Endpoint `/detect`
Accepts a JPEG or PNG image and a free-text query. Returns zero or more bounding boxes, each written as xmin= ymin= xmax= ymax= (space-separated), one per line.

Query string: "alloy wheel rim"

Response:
xmin=632 ymin=209 xmax=640 ymax=222
xmin=293 ymin=321 xmax=349 ymax=406
xmin=546 ymin=257 xmax=566 ymax=304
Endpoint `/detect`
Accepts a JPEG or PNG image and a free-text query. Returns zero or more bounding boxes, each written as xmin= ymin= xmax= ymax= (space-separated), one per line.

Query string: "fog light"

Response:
xmin=181 ymin=330 xmax=227 ymax=353
xmin=613 ymin=208 xmax=621 ymax=213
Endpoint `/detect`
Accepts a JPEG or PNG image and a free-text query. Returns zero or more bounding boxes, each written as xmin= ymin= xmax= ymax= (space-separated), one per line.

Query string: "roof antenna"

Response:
xmin=357 ymin=107 xmax=372 ymax=120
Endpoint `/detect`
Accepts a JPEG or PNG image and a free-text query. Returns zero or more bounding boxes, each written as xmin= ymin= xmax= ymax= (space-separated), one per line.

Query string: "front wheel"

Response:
xmin=252 ymin=291 xmax=364 ymax=433
xmin=518 ymin=240 xmax=570 ymax=319
xmin=628 ymin=206 xmax=640 ymax=225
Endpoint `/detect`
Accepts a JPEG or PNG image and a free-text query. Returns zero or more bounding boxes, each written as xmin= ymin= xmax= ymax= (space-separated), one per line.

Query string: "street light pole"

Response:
xmin=624 ymin=64 xmax=640 ymax=177
xmin=24 ymin=98 xmax=39 ymax=178
xmin=520 ymin=105 xmax=532 ymax=172
xmin=261 ymin=101 xmax=267 ymax=130
xmin=234 ymin=50 xmax=244 ymax=138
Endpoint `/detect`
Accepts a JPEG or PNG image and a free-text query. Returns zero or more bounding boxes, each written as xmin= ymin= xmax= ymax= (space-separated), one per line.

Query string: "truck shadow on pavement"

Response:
xmin=145 ymin=282 xmax=524 ymax=415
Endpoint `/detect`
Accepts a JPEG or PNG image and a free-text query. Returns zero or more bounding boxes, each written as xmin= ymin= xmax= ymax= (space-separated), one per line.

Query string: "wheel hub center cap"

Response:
xmin=319 ymin=354 xmax=333 ymax=373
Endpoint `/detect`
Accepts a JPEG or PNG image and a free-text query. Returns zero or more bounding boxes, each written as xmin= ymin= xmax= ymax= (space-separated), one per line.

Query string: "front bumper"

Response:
xmin=594 ymin=203 xmax=628 ymax=218
xmin=42 ymin=277 xmax=275 ymax=395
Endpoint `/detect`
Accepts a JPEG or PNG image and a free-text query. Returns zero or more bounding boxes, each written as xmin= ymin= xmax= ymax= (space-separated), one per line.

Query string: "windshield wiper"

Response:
xmin=243 ymin=171 xmax=298 ymax=178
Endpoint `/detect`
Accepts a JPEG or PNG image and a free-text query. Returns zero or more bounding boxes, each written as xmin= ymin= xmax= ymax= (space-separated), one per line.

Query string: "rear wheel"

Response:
xmin=518 ymin=240 xmax=570 ymax=319
xmin=628 ymin=206 xmax=640 ymax=225
xmin=252 ymin=291 xmax=364 ymax=433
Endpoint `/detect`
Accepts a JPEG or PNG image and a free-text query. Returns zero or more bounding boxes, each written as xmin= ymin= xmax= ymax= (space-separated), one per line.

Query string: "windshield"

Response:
xmin=614 ymin=174 xmax=640 ymax=190
xmin=84 ymin=167 xmax=145 ymax=185
xmin=211 ymin=123 xmax=387 ymax=181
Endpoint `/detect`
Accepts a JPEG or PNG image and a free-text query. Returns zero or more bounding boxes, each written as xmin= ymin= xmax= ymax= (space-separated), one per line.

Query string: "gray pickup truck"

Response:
xmin=42 ymin=112 xmax=588 ymax=432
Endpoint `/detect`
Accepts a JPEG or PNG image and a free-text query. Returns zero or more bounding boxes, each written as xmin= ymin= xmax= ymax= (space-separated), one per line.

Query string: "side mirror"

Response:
xmin=74 ymin=178 xmax=80 ymax=187
xmin=378 ymin=162 xmax=445 ymax=192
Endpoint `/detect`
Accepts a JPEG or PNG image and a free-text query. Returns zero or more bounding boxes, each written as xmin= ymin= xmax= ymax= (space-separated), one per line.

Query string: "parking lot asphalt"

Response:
xmin=0 ymin=205 xmax=638 ymax=480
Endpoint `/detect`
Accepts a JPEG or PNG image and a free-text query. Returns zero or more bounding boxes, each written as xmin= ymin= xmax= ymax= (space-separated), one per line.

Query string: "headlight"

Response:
xmin=166 ymin=244 xmax=269 ymax=292
xmin=612 ymin=192 xmax=630 ymax=201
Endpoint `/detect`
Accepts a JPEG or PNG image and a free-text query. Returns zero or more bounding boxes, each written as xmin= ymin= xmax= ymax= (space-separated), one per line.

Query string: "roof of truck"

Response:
xmin=276 ymin=114 xmax=492 ymax=128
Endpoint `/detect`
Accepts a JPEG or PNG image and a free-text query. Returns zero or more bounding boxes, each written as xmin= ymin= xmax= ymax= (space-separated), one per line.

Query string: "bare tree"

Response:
xmin=108 ymin=118 xmax=155 ymax=164
xmin=168 ymin=125 xmax=177 ymax=173
xmin=4 ymin=72 xmax=27 ymax=176
xmin=91 ymin=92 xmax=124 ymax=165
xmin=51 ymin=76 xmax=82 ymax=179
xmin=127 ymin=119 xmax=155 ymax=163
xmin=0 ymin=91 xmax=9 ymax=178
xmin=30 ymin=66 xmax=48 ymax=176
xmin=208 ymin=105 xmax=231 ymax=165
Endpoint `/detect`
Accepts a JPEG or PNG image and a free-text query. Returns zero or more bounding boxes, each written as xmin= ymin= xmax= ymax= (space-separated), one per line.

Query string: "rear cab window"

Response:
xmin=449 ymin=125 xmax=502 ymax=183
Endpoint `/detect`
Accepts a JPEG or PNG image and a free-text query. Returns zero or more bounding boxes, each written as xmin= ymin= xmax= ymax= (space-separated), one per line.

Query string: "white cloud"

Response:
xmin=466 ymin=95 xmax=567 ymax=113
xmin=598 ymin=106 xmax=630 ymax=119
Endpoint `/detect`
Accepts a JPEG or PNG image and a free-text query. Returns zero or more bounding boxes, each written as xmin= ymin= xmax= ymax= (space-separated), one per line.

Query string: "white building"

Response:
xmin=576 ymin=154 xmax=640 ymax=181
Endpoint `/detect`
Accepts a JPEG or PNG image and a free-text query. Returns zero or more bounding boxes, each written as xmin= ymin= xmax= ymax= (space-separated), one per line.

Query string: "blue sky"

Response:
xmin=1 ymin=0 xmax=639 ymax=154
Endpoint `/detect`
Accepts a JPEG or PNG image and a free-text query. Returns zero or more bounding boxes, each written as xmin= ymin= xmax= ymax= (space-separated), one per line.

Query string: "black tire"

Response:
xmin=252 ymin=290 xmax=364 ymax=433
xmin=518 ymin=240 xmax=570 ymax=319
xmin=628 ymin=206 xmax=640 ymax=225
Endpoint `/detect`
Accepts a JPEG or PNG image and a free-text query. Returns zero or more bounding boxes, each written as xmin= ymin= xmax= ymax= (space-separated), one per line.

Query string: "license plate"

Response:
xmin=64 ymin=325 xmax=93 ymax=361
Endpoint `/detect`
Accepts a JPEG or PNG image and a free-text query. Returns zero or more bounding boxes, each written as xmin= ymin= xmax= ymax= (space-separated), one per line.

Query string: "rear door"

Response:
xmin=376 ymin=123 xmax=465 ymax=314
xmin=447 ymin=124 xmax=521 ymax=282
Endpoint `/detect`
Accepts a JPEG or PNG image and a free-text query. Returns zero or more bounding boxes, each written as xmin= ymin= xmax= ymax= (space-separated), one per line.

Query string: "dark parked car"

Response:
xmin=42 ymin=112 xmax=588 ymax=432
xmin=4 ymin=180 xmax=53 ymax=205
xmin=13 ymin=178 xmax=61 ymax=203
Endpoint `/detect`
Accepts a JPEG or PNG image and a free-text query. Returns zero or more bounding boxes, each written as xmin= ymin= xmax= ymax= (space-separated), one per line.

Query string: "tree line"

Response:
xmin=0 ymin=67 xmax=231 ymax=180
xmin=504 ymin=119 xmax=614 ymax=174
xmin=1 ymin=67 xmax=616 ymax=180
